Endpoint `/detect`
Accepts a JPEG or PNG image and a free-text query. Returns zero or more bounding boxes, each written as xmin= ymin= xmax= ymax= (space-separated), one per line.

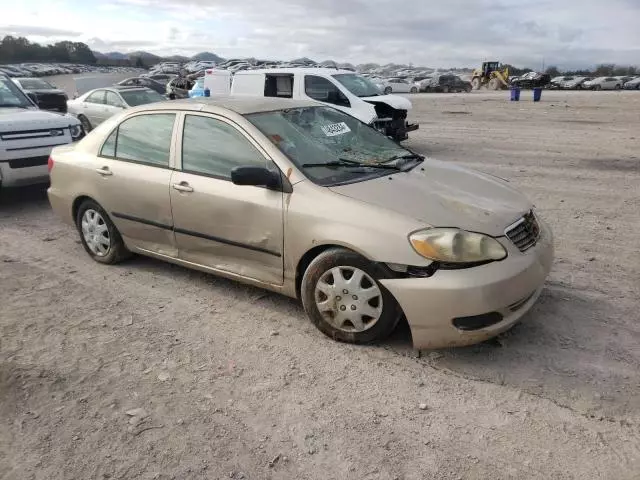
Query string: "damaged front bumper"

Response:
xmin=372 ymin=118 xmax=419 ymax=141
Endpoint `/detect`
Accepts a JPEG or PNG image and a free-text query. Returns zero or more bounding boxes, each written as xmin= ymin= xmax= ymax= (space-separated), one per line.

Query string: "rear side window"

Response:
xmin=264 ymin=74 xmax=293 ymax=98
xmin=181 ymin=114 xmax=265 ymax=179
xmin=99 ymin=114 xmax=175 ymax=167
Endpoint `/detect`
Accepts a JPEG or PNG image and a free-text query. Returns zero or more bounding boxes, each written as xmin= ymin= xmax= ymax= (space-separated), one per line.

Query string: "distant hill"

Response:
xmin=192 ymin=51 xmax=224 ymax=63
xmin=92 ymin=50 xmax=225 ymax=65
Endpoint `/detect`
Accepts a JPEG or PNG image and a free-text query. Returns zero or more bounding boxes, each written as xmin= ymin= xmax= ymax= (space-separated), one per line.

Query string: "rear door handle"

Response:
xmin=172 ymin=182 xmax=193 ymax=193
xmin=95 ymin=166 xmax=112 ymax=176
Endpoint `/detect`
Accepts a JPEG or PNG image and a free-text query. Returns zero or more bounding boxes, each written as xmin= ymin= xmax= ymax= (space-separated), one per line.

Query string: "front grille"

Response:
xmin=0 ymin=128 xmax=66 ymax=140
xmin=505 ymin=211 xmax=540 ymax=252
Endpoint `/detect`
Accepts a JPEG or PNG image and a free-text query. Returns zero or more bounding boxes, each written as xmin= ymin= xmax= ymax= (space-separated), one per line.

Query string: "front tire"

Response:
xmin=384 ymin=86 xmax=392 ymax=95
xmin=78 ymin=114 xmax=92 ymax=132
xmin=76 ymin=199 xmax=130 ymax=264
xmin=301 ymin=248 xmax=403 ymax=345
xmin=410 ymin=87 xmax=418 ymax=94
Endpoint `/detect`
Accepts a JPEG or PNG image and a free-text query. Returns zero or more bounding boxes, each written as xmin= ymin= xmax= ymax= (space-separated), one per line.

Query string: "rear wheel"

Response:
xmin=384 ymin=86 xmax=392 ymax=94
xmin=615 ymin=84 xmax=621 ymax=90
xmin=441 ymin=86 xmax=449 ymax=93
xmin=76 ymin=199 xmax=130 ymax=264
xmin=410 ymin=87 xmax=418 ymax=94
xmin=301 ymin=248 xmax=403 ymax=344
xmin=472 ymin=78 xmax=481 ymax=90
xmin=78 ymin=114 xmax=92 ymax=132
xmin=594 ymin=85 xmax=601 ymax=91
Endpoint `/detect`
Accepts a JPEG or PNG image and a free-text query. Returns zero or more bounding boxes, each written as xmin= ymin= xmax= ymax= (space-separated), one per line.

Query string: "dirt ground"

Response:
xmin=1 ymin=89 xmax=639 ymax=479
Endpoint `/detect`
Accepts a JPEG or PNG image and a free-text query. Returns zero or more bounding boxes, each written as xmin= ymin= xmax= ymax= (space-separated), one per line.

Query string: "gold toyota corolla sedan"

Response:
xmin=48 ymin=97 xmax=553 ymax=349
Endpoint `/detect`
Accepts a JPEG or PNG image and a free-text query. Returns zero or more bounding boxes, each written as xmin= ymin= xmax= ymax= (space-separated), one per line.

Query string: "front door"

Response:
xmin=170 ymin=113 xmax=284 ymax=285
xmin=92 ymin=112 xmax=178 ymax=257
xmin=82 ymin=89 xmax=107 ymax=125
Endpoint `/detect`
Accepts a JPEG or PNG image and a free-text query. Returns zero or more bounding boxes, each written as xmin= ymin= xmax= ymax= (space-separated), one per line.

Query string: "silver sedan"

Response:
xmin=67 ymin=86 xmax=165 ymax=132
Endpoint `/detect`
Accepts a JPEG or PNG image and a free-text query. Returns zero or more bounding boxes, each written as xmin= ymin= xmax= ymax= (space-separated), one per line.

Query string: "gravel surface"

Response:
xmin=1 ymin=89 xmax=639 ymax=479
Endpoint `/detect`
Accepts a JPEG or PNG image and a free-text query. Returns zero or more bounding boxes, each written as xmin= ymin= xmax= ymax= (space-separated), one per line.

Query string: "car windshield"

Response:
xmin=18 ymin=78 xmax=55 ymax=89
xmin=119 ymin=89 xmax=165 ymax=106
xmin=0 ymin=76 xmax=34 ymax=107
xmin=246 ymin=106 xmax=414 ymax=186
xmin=332 ymin=74 xmax=382 ymax=97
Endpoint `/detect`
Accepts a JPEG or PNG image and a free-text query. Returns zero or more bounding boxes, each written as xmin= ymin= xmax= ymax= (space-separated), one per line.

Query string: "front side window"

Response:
xmin=332 ymin=74 xmax=381 ymax=97
xmin=181 ymin=115 xmax=266 ymax=179
xmin=247 ymin=106 xmax=411 ymax=186
xmin=105 ymin=91 xmax=123 ymax=107
xmin=100 ymin=114 xmax=175 ymax=166
xmin=304 ymin=76 xmax=350 ymax=107
xmin=86 ymin=90 xmax=105 ymax=104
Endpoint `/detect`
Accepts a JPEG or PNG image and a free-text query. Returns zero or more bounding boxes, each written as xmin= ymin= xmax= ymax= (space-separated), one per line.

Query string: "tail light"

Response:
xmin=47 ymin=156 xmax=54 ymax=173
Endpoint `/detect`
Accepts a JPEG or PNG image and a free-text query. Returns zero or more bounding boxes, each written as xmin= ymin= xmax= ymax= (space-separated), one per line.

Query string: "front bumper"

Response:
xmin=380 ymin=220 xmax=554 ymax=349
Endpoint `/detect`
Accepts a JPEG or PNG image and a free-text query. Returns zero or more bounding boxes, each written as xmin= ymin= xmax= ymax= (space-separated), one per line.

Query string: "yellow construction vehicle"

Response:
xmin=471 ymin=61 xmax=510 ymax=90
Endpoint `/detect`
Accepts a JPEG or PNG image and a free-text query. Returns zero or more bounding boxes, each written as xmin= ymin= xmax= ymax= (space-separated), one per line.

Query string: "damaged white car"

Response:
xmin=207 ymin=68 xmax=419 ymax=141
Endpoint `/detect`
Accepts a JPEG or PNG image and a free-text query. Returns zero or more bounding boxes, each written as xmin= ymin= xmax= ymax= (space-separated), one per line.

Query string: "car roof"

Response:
xmin=130 ymin=96 xmax=319 ymax=115
xmin=233 ymin=67 xmax=354 ymax=76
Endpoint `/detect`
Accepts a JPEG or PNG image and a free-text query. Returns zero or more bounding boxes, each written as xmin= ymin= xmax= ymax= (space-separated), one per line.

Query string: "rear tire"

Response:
xmin=384 ymin=86 xmax=392 ymax=95
xmin=594 ymin=85 xmax=601 ymax=91
xmin=410 ymin=87 xmax=418 ymax=94
xmin=76 ymin=199 xmax=130 ymax=264
xmin=78 ymin=114 xmax=92 ymax=133
xmin=301 ymin=248 xmax=403 ymax=345
xmin=472 ymin=78 xmax=481 ymax=90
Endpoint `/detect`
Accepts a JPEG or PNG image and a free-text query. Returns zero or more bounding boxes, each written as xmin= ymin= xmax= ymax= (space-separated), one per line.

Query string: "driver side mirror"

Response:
xmin=231 ymin=166 xmax=285 ymax=191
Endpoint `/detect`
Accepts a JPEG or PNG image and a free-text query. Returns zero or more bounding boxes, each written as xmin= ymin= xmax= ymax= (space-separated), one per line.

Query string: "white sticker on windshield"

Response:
xmin=321 ymin=122 xmax=351 ymax=137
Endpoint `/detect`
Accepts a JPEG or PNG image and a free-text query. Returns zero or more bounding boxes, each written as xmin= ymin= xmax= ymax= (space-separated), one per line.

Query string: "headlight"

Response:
xmin=69 ymin=124 xmax=84 ymax=140
xmin=409 ymin=228 xmax=507 ymax=264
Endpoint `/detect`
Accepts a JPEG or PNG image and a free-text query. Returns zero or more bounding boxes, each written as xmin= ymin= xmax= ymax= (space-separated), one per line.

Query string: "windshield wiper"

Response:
xmin=302 ymin=158 xmax=401 ymax=171
xmin=384 ymin=153 xmax=425 ymax=171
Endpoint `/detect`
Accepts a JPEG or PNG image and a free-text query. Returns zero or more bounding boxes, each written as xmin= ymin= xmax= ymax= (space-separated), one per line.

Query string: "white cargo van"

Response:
xmin=0 ymin=74 xmax=84 ymax=188
xmin=204 ymin=68 xmax=418 ymax=141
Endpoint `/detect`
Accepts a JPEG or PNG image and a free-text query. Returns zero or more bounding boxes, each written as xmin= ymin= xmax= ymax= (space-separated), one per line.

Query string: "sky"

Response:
xmin=2 ymin=0 xmax=639 ymax=69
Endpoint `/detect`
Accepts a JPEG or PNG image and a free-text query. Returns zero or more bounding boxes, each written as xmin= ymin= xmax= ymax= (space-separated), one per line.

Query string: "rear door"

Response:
xmin=92 ymin=112 xmax=178 ymax=257
xmin=169 ymin=113 xmax=284 ymax=285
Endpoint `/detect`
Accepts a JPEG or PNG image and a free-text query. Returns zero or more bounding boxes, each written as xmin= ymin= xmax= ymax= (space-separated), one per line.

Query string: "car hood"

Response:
xmin=328 ymin=158 xmax=532 ymax=237
xmin=0 ymin=108 xmax=80 ymax=129
xmin=360 ymin=94 xmax=412 ymax=111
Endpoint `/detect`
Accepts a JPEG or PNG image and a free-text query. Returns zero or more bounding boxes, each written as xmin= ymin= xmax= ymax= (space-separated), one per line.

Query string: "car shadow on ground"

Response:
xmin=0 ymin=184 xmax=50 ymax=210
xmin=119 ymin=254 xmax=639 ymax=422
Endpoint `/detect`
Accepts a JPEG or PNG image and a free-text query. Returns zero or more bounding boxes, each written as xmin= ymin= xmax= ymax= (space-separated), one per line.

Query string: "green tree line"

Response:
xmin=0 ymin=35 xmax=96 ymax=64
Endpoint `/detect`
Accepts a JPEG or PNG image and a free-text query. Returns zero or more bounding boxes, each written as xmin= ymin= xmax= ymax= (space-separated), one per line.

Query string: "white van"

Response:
xmin=205 ymin=68 xmax=419 ymax=141
xmin=0 ymin=74 xmax=84 ymax=188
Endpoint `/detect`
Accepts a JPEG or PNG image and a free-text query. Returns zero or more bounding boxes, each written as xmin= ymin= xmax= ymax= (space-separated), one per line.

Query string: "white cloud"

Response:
xmin=2 ymin=0 xmax=639 ymax=68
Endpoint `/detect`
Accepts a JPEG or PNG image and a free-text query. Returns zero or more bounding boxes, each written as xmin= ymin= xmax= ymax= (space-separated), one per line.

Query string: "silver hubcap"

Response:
xmin=314 ymin=266 xmax=383 ymax=333
xmin=81 ymin=209 xmax=110 ymax=256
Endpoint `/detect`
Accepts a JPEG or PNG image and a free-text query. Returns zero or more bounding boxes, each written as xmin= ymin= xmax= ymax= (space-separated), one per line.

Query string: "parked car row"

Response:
xmin=549 ymin=75 xmax=640 ymax=90
xmin=1 ymin=63 xmax=144 ymax=78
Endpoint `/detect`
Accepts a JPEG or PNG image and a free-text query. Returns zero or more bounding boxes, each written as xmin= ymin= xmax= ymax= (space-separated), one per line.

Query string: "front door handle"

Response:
xmin=95 ymin=166 xmax=112 ymax=176
xmin=172 ymin=182 xmax=193 ymax=193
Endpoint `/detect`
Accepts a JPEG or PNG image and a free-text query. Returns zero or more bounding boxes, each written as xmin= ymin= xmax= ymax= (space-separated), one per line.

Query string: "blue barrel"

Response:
xmin=533 ymin=87 xmax=542 ymax=102
xmin=510 ymin=88 xmax=521 ymax=101
xmin=204 ymin=87 xmax=211 ymax=97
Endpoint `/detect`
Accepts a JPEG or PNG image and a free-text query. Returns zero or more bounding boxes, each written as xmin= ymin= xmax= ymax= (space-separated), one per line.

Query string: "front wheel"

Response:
xmin=410 ymin=87 xmax=418 ymax=94
xmin=384 ymin=87 xmax=392 ymax=95
xmin=78 ymin=114 xmax=92 ymax=133
xmin=472 ymin=78 xmax=481 ymax=90
xmin=301 ymin=248 xmax=403 ymax=344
